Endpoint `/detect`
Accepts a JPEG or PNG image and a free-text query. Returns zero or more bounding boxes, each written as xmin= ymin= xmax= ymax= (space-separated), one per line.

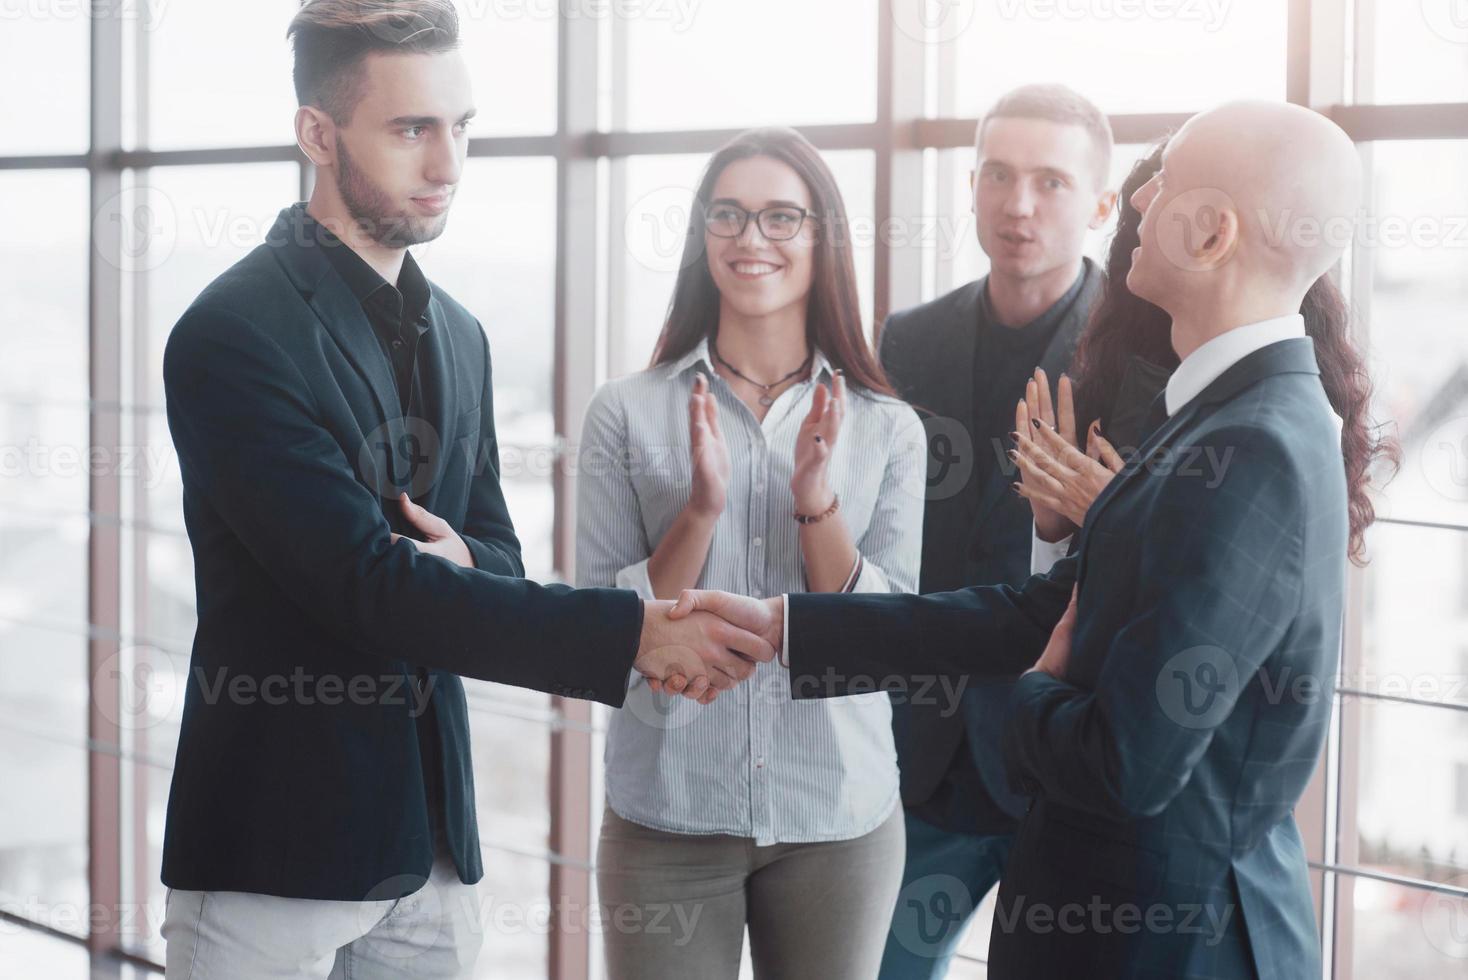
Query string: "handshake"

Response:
xmin=633 ymin=592 xmax=786 ymax=704
xmin=387 ymin=491 xmax=786 ymax=702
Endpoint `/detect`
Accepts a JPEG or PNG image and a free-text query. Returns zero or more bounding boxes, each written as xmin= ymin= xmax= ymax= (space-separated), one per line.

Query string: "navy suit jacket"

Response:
xmin=788 ymin=337 xmax=1344 ymax=979
xmin=160 ymin=204 xmax=642 ymax=901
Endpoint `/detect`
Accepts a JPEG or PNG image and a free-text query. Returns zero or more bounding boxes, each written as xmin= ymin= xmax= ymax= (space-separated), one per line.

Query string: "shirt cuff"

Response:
xmin=780 ymin=594 xmax=791 ymax=669
xmin=1030 ymin=525 xmax=1074 ymax=576
xmin=848 ymin=555 xmax=891 ymax=594
xmin=614 ymin=558 xmax=657 ymax=601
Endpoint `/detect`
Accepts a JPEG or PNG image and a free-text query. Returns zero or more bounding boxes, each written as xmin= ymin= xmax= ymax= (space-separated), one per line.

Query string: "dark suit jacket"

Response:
xmin=877 ymin=260 xmax=1101 ymax=827
xmin=160 ymin=204 xmax=642 ymax=901
xmin=788 ymin=338 xmax=1344 ymax=979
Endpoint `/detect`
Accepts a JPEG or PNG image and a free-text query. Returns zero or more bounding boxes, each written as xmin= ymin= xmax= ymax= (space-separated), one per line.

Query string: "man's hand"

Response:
xmin=634 ymin=599 xmax=776 ymax=704
xmin=1028 ymin=585 xmax=1078 ymax=679
xmin=658 ymin=591 xmax=784 ymax=695
xmin=390 ymin=492 xmax=475 ymax=568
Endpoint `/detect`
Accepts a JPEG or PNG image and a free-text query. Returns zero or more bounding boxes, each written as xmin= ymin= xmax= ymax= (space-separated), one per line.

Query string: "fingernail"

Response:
xmin=814 ymin=435 xmax=823 ymax=443
xmin=1007 ymin=449 xmax=1018 ymax=461
xmin=1032 ymin=418 xmax=1042 ymax=429
xmin=1008 ymin=431 xmax=1020 ymax=443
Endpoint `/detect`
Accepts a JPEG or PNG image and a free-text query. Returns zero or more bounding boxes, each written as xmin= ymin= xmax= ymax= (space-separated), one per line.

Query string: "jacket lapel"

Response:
xmin=915 ymin=282 xmax=982 ymax=528
xmin=269 ymin=206 xmax=401 ymax=429
xmin=266 ymin=206 xmax=406 ymax=498
xmin=416 ymin=294 xmax=461 ymax=510
xmin=1073 ymin=337 xmax=1323 ymax=584
xmin=934 ymin=281 xmax=981 ymax=426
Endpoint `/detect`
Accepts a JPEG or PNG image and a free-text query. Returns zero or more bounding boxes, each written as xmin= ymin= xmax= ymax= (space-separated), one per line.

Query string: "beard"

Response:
xmin=336 ymin=138 xmax=450 ymax=248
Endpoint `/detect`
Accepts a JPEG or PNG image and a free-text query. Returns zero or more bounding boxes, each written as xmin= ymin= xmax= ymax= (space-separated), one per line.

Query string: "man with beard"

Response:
xmin=157 ymin=2 xmax=772 ymax=976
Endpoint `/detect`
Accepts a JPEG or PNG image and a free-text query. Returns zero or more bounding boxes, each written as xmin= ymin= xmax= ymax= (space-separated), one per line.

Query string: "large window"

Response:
xmin=949 ymin=2 xmax=1287 ymax=115
xmin=0 ymin=169 xmax=91 ymax=942
xmin=3 ymin=1 xmax=1467 ymax=977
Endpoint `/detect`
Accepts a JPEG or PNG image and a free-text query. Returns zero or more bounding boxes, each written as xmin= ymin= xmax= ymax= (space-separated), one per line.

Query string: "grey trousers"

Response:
xmin=596 ymin=804 xmax=906 ymax=980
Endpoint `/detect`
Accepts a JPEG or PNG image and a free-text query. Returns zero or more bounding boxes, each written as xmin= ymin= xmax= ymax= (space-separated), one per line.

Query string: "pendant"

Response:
xmin=759 ymin=394 xmax=775 ymax=407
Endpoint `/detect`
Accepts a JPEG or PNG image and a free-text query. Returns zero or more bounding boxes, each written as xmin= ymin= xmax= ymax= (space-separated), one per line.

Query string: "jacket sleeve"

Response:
xmin=163 ymin=306 xmax=641 ymax=706
xmin=787 ymin=555 xmax=1077 ymax=699
xmin=459 ymin=325 xmax=525 ymax=578
xmin=1002 ymin=426 xmax=1306 ymax=818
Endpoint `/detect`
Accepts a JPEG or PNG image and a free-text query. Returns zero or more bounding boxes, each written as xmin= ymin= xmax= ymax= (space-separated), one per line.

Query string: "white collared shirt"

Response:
xmin=1164 ymin=313 xmax=1306 ymax=417
xmin=579 ymin=338 xmax=927 ymax=845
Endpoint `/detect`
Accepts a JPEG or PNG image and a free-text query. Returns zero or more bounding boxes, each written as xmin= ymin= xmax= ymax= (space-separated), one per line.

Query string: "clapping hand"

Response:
xmin=689 ymin=373 xmax=731 ymax=519
xmin=791 ymin=371 xmax=845 ymax=515
xmin=1012 ymin=369 xmax=1124 ymax=532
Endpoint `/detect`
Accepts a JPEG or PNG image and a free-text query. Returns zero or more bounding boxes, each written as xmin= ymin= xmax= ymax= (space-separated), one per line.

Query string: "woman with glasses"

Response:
xmin=576 ymin=127 xmax=925 ymax=978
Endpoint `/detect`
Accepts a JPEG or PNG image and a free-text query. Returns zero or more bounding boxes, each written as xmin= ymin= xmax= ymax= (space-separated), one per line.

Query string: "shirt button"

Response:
xmin=391 ymin=338 xmax=405 ymax=350
xmin=752 ymin=537 xmax=763 ymax=548
xmin=756 ymin=757 xmax=765 ymax=768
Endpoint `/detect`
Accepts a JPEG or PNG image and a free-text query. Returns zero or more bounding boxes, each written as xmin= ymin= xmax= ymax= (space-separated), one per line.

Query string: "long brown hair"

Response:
xmin=649 ymin=127 xmax=894 ymax=398
xmin=1071 ymin=141 xmax=1399 ymax=565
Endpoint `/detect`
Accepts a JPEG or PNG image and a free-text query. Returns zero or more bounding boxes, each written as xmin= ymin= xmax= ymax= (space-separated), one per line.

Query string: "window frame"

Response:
xmin=2 ymin=0 xmax=1467 ymax=975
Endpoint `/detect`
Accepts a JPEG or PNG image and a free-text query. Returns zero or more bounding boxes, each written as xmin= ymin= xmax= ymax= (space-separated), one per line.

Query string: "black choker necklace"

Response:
xmin=712 ymin=342 xmax=813 ymax=407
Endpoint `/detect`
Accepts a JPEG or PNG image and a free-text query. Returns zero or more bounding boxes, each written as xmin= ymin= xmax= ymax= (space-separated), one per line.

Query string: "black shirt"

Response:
xmin=314 ymin=222 xmax=432 ymax=412
xmin=969 ymin=269 xmax=1087 ymax=501
xmin=305 ymin=212 xmax=446 ymax=849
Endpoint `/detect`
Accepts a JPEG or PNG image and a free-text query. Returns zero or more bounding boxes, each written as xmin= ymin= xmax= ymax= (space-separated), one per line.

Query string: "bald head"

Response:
xmin=1128 ymin=101 xmax=1362 ymax=332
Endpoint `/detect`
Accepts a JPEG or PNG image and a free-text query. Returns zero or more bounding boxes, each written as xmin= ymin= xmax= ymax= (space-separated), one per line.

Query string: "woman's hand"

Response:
xmin=688 ymin=373 xmax=731 ymax=519
xmin=791 ymin=371 xmax=845 ymax=514
xmin=1015 ymin=369 xmax=1081 ymax=541
xmin=1012 ymin=379 xmax=1125 ymax=528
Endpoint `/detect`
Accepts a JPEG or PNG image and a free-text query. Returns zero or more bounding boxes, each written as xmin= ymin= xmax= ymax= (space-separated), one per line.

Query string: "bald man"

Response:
xmin=670 ymin=101 xmax=1362 ymax=979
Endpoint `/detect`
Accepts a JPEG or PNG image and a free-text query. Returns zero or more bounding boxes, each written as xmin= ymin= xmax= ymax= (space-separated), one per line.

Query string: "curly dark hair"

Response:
xmin=1070 ymin=141 xmax=1399 ymax=565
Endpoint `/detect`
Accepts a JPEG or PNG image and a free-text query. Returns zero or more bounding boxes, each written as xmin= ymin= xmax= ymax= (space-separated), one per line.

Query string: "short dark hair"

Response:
xmin=287 ymin=0 xmax=461 ymax=125
xmin=977 ymin=83 xmax=1114 ymax=188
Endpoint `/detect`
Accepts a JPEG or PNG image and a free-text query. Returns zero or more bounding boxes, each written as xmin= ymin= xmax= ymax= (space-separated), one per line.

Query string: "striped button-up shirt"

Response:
xmin=575 ymin=338 xmax=926 ymax=845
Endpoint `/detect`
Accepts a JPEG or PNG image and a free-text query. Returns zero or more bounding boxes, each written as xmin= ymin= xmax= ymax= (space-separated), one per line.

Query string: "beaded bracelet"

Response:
xmin=793 ymin=494 xmax=840 ymax=525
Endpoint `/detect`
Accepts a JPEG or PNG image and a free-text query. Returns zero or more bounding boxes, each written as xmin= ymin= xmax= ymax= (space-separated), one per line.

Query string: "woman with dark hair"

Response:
xmin=1015 ymin=140 xmax=1396 ymax=567
xmin=575 ymin=127 xmax=924 ymax=978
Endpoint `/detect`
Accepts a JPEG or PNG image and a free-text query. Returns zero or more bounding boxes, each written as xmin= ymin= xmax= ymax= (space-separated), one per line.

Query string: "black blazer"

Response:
xmin=788 ymin=338 xmax=1344 ymax=979
xmin=877 ymin=261 xmax=1101 ymax=824
xmin=160 ymin=204 xmax=642 ymax=901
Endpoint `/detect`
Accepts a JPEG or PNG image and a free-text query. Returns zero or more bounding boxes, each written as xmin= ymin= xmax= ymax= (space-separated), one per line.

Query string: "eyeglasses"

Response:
xmin=702 ymin=202 xmax=816 ymax=241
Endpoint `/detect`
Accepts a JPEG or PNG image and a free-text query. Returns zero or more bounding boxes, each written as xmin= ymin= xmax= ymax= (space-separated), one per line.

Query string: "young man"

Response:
xmin=677 ymin=100 xmax=1363 ymax=979
xmin=158 ymin=3 xmax=770 ymax=976
xmin=874 ymin=84 xmax=1115 ymax=978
